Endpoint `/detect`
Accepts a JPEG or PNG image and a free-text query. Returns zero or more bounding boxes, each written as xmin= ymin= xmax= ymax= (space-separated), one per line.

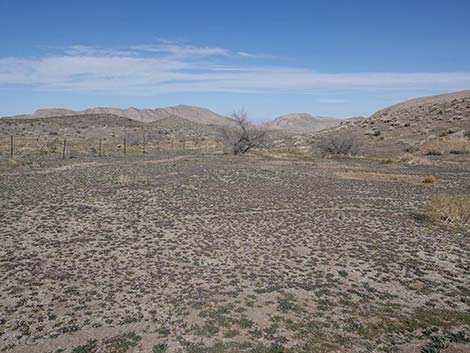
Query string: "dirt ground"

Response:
xmin=0 ymin=153 xmax=469 ymax=353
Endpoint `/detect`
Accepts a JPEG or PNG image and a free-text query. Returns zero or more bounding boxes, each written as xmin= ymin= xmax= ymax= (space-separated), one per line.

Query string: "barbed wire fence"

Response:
xmin=0 ymin=134 xmax=224 ymax=161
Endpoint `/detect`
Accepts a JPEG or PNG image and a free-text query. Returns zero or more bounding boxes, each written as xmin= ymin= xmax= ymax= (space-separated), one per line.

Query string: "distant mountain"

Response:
xmin=8 ymin=105 xmax=235 ymax=127
xmin=264 ymin=113 xmax=340 ymax=134
xmin=33 ymin=108 xmax=77 ymax=118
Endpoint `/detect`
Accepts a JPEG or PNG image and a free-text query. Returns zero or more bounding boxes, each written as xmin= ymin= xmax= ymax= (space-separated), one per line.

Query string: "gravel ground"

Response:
xmin=0 ymin=154 xmax=469 ymax=353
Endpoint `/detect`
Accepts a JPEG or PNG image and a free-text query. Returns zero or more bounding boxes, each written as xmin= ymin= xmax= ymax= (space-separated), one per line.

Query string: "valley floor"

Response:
xmin=0 ymin=154 xmax=469 ymax=353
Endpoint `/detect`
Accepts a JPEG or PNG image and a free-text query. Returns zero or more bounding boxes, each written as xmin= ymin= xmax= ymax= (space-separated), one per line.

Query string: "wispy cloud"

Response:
xmin=130 ymin=44 xmax=229 ymax=57
xmin=1 ymin=42 xmax=470 ymax=95
xmin=237 ymin=51 xmax=258 ymax=58
xmin=318 ymin=98 xmax=350 ymax=104
xmin=64 ymin=45 xmax=138 ymax=57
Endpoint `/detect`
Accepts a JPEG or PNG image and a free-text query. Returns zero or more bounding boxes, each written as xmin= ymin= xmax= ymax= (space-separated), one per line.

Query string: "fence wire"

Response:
xmin=0 ymin=135 xmax=224 ymax=160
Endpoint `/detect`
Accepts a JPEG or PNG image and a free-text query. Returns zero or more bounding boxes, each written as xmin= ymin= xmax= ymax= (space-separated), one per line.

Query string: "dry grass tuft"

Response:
xmin=426 ymin=194 xmax=470 ymax=228
xmin=399 ymin=153 xmax=433 ymax=166
xmin=420 ymin=137 xmax=470 ymax=156
xmin=421 ymin=176 xmax=436 ymax=184
xmin=336 ymin=171 xmax=437 ymax=185
xmin=113 ymin=174 xmax=147 ymax=186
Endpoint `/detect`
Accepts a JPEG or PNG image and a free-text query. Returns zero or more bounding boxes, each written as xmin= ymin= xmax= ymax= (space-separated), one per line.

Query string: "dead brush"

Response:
xmin=425 ymin=193 xmax=470 ymax=228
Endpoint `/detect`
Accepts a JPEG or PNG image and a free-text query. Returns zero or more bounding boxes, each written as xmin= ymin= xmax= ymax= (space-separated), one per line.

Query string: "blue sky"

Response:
xmin=1 ymin=0 xmax=470 ymax=120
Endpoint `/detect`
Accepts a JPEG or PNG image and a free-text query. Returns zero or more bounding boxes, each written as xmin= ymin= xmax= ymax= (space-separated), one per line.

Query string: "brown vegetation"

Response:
xmin=426 ymin=193 xmax=470 ymax=227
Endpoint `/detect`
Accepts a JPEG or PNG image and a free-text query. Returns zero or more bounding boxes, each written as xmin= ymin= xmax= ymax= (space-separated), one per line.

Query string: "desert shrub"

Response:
xmin=71 ymin=339 xmax=97 ymax=353
xmin=425 ymin=149 xmax=443 ymax=156
xmin=425 ymin=193 xmax=470 ymax=227
xmin=449 ymin=149 xmax=468 ymax=155
xmin=318 ymin=131 xmax=363 ymax=156
xmin=153 ymin=343 xmax=168 ymax=353
xmin=404 ymin=145 xmax=418 ymax=153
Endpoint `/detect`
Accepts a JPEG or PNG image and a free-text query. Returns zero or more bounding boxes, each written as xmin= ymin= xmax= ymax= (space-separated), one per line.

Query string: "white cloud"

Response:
xmin=1 ymin=44 xmax=470 ymax=95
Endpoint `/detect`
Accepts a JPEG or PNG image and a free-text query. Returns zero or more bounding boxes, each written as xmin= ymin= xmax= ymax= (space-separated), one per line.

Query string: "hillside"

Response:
xmin=0 ymin=112 xmax=228 ymax=156
xmin=264 ymin=113 xmax=340 ymax=134
xmin=318 ymin=90 xmax=470 ymax=157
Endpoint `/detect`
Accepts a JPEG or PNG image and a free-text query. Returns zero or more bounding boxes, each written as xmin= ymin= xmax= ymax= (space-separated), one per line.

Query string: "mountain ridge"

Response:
xmin=7 ymin=105 xmax=236 ymax=128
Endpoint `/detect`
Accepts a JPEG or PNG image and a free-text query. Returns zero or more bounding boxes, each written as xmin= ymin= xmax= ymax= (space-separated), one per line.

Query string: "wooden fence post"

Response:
xmin=62 ymin=138 xmax=67 ymax=159
xmin=124 ymin=138 xmax=127 ymax=156
xmin=99 ymin=139 xmax=102 ymax=157
xmin=10 ymin=135 xmax=14 ymax=158
xmin=142 ymin=135 xmax=146 ymax=154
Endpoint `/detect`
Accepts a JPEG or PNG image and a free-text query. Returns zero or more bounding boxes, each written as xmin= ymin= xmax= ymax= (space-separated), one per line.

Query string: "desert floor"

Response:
xmin=0 ymin=153 xmax=469 ymax=353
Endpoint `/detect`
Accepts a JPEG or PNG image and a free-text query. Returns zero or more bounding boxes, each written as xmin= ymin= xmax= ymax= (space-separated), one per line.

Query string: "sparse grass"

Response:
xmin=421 ymin=336 xmax=449 ymax=353
xmin=277 ymin=295 xmax=298 ymax=313
xmin=425 ymin=193 xmax=470 ymax=227
xmin=71 ymin=339 xmax=97 ymax=353
xmin=336 ymin=171 xmax=437 ymax=185
xmin=224 ymin=329 xmax=240 ymax=338
xmin=105 ymin=332 xmax=141 ymax=353
xmin=112 ymin=174 xmax=146 ymax=186
xmin=399 ymin=153 xmax=433 ymax=166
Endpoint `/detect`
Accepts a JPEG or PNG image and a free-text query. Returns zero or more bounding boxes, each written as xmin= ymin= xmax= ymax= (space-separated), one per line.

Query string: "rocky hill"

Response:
xmin=264 ymin=113 xmax=340 ymax=134
xmin=320 ymin=90 xmax=470 ymax=157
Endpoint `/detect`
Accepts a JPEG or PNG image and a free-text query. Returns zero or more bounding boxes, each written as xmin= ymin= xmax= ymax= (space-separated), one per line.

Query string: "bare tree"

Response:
xmin=317 ymin=130 xmax=364 ymax=156
xmin=222 ymin=109 xmax=266 ymax=155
